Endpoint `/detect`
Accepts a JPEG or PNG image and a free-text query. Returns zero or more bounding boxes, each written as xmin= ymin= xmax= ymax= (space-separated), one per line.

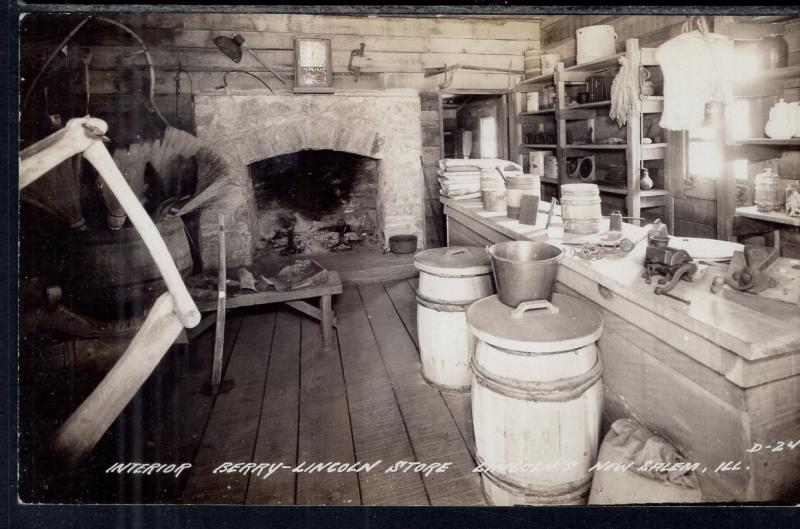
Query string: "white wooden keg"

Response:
xmin=560 ymin=183 xmax=602 ymax=234
xmin=526 ymin=92 xmax=540 ymax=112
xmin=480 ymin=168 xmax=507 ymax=212
xmin=415 ymin=247 xmax=495 ymax=392
xmin=576 ymin=25 xmax=617 ymax=65
xmin=467 ymin=293 xmax=604 ymax=505
xmin=541 ymin=53 xmax=560 ymax=75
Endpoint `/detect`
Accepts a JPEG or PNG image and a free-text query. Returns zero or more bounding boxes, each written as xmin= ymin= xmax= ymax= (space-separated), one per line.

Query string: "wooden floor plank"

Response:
xmin=246 ymin=309 xmax=302 ymax=505
xmin=183 ymin=310 xmax=276 ymax=503
xmin=388 ymin=277 xmax=477 ymax=460
xmin=181 ymin=317 xmax=244 ymax=464
xmin=440 ymin=393 xmax=477 ymax=461
xmin=335 ymin=285 xmax=429 ymax=506
xmin=296 ymin=316 xmax=360 ymax=505
xmin=357 ymin=283 xmax=484 ymax=506
xmin=383 ymin=279 xmax=419 ymax=349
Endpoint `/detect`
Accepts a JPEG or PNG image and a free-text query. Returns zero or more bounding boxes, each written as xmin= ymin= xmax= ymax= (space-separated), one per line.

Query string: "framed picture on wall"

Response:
xmin=293 ymin=36 xmax=335 ymax=93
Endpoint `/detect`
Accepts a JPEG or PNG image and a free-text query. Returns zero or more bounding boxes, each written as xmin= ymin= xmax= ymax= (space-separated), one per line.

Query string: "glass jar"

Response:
xmin=760 ymin=34 xmax=789 ymax=70
xmin=754 ymin=167 xmax=780 ymax=212
xmin=786 ymin=182 xmax=800 ymax=217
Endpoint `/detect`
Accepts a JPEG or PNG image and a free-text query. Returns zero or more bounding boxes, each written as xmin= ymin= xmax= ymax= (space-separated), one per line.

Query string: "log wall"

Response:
xmin=20 ymin=12 xmax=542 ymax=249
xmin=22 ymin=13 xmax=540 ymax=97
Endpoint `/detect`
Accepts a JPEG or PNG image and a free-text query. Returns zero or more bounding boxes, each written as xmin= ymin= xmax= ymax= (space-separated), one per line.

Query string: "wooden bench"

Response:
xmin=189 ymin=271 xmax=343 ymax=350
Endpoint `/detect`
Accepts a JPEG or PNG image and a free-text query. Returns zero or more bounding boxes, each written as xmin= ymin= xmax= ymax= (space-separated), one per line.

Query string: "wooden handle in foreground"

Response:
xmin=19 ymin=117 xmax=106 ymax=190
xmin=83 ymin=140 xmax=200 ymax=329
xmin=51 ymin=292 xmax=184 ymax=465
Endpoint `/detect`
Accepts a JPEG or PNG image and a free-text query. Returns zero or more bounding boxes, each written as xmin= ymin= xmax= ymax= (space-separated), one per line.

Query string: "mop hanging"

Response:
xmin=609 ymin=56 xmax=640 ymax=128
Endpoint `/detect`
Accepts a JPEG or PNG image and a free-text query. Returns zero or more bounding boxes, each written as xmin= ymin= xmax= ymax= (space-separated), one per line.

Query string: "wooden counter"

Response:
xmin=443 ymin=197 xmax=800 ymax=502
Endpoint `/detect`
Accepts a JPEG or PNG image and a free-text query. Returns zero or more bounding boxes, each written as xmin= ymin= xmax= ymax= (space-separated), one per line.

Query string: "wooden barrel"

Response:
xmin=62 ymin=216 xmax=193 ymax=321
xmin=526 ymin=92 xmax=540 ymax=112
xmin=467 ymin=293 xmax=604 ymax=505
xmin=415 ymin=247 xmax=494 ymax=392
xmin=560 ymin=183 xmax=602 ymax=235
xmin=505 ymin=174 xmax=541 ymax=219
xmin=523 ymin=49 xmax=543 ymax=79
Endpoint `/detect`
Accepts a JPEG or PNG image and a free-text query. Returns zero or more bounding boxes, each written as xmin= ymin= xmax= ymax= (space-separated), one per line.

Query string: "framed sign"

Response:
xmin=293 ymin=37 xmax=335 ymax=93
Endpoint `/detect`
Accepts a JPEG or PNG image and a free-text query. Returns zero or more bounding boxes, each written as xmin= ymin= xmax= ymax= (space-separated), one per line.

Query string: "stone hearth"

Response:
xmin=193 ymin=92 xmax=425 ymax=269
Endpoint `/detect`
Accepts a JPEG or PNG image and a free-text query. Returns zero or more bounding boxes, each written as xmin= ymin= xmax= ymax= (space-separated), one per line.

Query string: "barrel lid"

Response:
xmin=414 ymin=246 xmax=492 ymax=276
xmin=466 ymin=293 xmax=603 ymax=353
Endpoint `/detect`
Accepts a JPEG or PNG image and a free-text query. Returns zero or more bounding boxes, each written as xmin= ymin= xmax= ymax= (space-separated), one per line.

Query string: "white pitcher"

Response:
xmin=765 ymin=99 xmax=794 ymax=140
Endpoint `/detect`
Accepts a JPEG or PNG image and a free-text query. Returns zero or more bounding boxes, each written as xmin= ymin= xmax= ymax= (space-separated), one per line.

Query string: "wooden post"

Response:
xmin=211 ymin=213 xmax=227 ymax=389
xmin=18 ymin=118 xmax=100 ymax=189
xmin=665 ymin=130 xmax=687 ymax=235
xmin=714 ymin=16 xmax=742 ymax=243
xmin=555 ymin=62 xmax=567 ymax=194
xmin=625 ymin=38 xmax=642 ymax=226
xmin=508 ymin=91 xmax=524 ymax=168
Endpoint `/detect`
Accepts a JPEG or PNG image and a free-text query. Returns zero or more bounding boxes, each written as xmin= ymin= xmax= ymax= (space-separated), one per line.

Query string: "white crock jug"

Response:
xmin=765 ymin=98 xmax=794 ymax=139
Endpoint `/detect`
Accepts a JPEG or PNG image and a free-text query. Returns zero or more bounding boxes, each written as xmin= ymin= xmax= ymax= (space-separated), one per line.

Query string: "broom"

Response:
xmin=175 ymin=147 xmax=231 ymax=216
xmin=99 ymin=126 xmax=202 ymax=228
xmin=149 ymin=127 xmax=204 ymax=178
xmin=21 ymin=155 xmax=88 ymax=231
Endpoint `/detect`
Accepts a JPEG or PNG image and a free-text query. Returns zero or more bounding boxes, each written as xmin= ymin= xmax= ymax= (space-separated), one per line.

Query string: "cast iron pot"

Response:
xmin=388 ymin=234 xmax=418 ymax=254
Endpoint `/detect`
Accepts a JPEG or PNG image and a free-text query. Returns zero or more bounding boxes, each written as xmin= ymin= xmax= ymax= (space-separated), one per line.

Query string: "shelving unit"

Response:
xmin=713 ymin=14 xmax=800 ymax=246
xmin=722 ymin=76 xmax=800 ymax=245
xmin=514 ymin=38 xmax=673 ymax=230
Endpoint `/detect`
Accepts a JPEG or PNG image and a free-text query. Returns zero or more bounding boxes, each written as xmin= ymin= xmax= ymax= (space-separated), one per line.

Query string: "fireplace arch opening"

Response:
xmin=249 ymin=149 xmax=380 ymax=256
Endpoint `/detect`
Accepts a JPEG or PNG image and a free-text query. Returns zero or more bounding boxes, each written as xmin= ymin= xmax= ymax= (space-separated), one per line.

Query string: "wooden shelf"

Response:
xmin=522 ymin=144 xmax=557 ymax=149
xmin=731 ymin=138 xmax=800 ymax=147
xmin=565 ymin=144 xmax=627 ymax=150
xmin=560 ymin=97 xmax=663 ymax=120
xmin=517 ymin=72 xmax=555 ymax=88
xmin=563 ymin=52 xmax=625 ymax=73
xmin=597 ymin=186 xmax=671 ymax=197
xmin=743 ymin=65 xmax=800 ymax=83
xmin=564 ymin=100 xmax=611 ymax=110
xmin=598 ymin=186 xmax=629 ymax=195
xmin=735 ymin=206 xmax=800 ymax=228
xmin=520 ymin=108 xmax=556 ymax=116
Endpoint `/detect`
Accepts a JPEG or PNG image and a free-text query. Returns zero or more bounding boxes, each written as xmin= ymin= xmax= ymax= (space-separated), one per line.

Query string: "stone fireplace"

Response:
xmin=192 ymin=92 xmax=425 ymax=269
